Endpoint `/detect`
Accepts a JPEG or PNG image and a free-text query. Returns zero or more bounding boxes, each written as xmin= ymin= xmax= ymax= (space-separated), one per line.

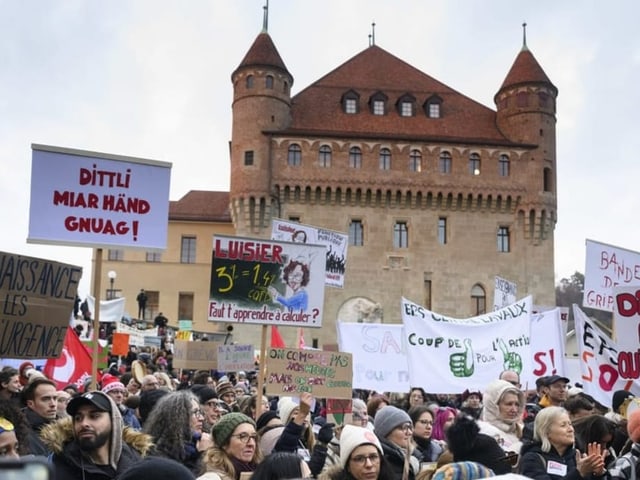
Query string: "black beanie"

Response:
xmin=256 ymin=409 xmax=279 ymax=431
xmin=119 ymin=457 xmax=195 ymax=480
xmin=612 ymin=390 xmax=634 ymax=414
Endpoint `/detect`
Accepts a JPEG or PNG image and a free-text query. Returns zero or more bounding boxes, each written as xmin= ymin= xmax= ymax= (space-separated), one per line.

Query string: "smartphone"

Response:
xmin=0 ymin=458 xmax=54 ymax=480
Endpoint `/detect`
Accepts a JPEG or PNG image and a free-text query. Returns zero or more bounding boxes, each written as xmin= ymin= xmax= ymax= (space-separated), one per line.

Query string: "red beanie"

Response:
xmin=627 ymin=409 xmax=640 ymax=443
xmin=101 ymin=374 xmax=125 ymax=394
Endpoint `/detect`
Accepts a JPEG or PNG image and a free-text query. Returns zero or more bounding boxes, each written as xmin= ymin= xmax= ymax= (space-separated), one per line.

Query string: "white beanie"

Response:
xmin=340 ymin=424 xmax=383 ymax=467
xmin=278 ymin=397 xmax=298 ymax=424
xmin=374 ymin=405 xmax=412 ymax=439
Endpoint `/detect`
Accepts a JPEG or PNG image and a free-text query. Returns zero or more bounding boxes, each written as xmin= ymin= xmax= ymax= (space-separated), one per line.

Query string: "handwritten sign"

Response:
xmin=584 ymin=239 xmax=640 ymax=312
xmin=28 ymin=144 xmax=171 ymax=250
xmin=208 ymin=235 xmax=325 ymax=327
xmin=613 ymin=285 xmax=640 ymax=350
xmin=265 ymin=348 xmax=352 ymax=398
xmin=217 ymin=344 xmax=255 ymax=372
xmin=115 ymin=323 xmax=158 ymax=347
xmin=173 ymin=340 xmax=219 ymax=370
xmin=0 ymin=251 xmax=81 ymax=358
xmin=271 ymin=218 xmax=348 ymax=288
xmin=494 ymin=276 xmax=517 ymax=311
xmin=337 ymin=322 xmax=410 ymax=392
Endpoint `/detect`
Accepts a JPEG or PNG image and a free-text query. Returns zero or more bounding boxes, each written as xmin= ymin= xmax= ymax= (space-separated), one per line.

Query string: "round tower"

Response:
xmin=230 ymin=30 xmax=293 ymax=237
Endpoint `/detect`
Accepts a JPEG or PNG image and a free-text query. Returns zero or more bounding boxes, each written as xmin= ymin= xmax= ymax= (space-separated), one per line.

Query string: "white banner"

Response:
xmin=337 ymin=322 xmax=410 ymax=392
xmin=494 ymin=276 xmax=517 ymax=311
xmin=584 ymin=239 xmax=640 ymax=312
xmin=574 ymin=305 xmax=640 ymax=406
xmin=402 ymin=297 xmax=532 ymax=392
xmin=526 ymin=308 xmax=566 ymax=389
xmin=612 ymin=285 xmax=640 ymax=349
xmin=116 ymin=322 xmax=158 ymax=347
xmin=85 ymin=296 xmax=126 ymax=323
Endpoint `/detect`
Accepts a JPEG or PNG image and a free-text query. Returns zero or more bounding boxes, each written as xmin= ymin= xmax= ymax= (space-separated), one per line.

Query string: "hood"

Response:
xmin=481 ymin=379 xmax=525 ymax=433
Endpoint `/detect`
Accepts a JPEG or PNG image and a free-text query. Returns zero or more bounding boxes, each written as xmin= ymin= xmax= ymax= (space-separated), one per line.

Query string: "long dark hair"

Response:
xmin=251 ymin=451 xmax=302 ymax=480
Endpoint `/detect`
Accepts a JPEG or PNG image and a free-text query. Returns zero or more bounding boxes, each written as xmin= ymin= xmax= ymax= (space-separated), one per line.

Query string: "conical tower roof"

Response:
xmin=498 ymin=46 xmax=557 ymax=95
xmin=232 ymin=32 xmax=291 ymax=79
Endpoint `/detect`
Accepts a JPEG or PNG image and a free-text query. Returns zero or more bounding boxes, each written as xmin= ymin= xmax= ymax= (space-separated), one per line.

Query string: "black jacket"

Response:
xmin=518 ymin=441 xmax=605 ymax=480
xmin=379 ymin=437 xmax=416 ymax=480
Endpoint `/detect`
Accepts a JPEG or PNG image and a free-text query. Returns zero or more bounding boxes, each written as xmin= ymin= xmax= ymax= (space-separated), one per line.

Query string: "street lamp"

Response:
xmin=107 ymin=270 xmax=117 ymax=300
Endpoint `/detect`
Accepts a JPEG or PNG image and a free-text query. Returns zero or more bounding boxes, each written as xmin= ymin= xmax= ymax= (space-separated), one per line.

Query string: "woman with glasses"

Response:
xmin=144 ymin=390 xmax=213 ymax=474
xmin=198 ymin=412 xmax=261 ymax=480
xmin=373 ymin=405 xmax=419 ymax=480
xmin=409 ymin=406 xmax=444 ymax=464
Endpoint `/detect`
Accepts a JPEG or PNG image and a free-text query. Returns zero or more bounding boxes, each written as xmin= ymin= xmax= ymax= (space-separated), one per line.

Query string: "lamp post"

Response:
xmin=107 ymin=270 xmax=117 ymax=300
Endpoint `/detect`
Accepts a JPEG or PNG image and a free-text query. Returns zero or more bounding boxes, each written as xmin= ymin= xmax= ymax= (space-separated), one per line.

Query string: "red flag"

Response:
xmin=270 ymin=325 xmax=286 ymax=348
xmin=297 ymin=327 xmax=306 ymax=349
xmin=44 ymin=327 xmax=94 ymax=390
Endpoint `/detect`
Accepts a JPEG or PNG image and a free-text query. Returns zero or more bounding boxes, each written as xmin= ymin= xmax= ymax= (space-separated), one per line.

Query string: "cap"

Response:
xmin=544 ymin=375 xmax=570 ymax=386
xmin=67 ymin=391 xmax=112 ymax=416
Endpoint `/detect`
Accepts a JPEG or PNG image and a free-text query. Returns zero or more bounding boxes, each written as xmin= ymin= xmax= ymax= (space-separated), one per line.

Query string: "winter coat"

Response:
xmin=518 ymin=441 xmax=606 ymax=480
xmin=378 ymin=436 xmax=418 ymax=480
xmin=273 ymin=419 xmax=329 ymax=476
xmin=23 ymin=407 xmax=54 ymax=456
xmin=479 ymin=379 xmax=525 ymax=453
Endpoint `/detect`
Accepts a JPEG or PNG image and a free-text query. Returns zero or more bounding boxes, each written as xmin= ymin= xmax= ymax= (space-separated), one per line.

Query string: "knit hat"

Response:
xmin=216 ymin=380 xmax=235 ymax=399
xmin=374 ymin=405 xmax=412 ymax=439
xmin=432 ymin=461 xmax=495 ymax=480
xmin=627 ymin=409 xmax=640 ymax=443
xmin=339 ymin=424 xmax=383 ymax=467
xmin=259 ymin=425 xmax=285 ymax=455
xmin=256 ymin=410 xmax=280 ymax=431
xmin=119 ymin=457 xmax=195 ymax=480
xmin=278 ymin=397 xmax=299 ymax=424
xmin=613 ymin=390 xmax=635 ymax=414
xmin=211 ymin=412 xmax=255 ymax=446
xmin=191 ymin=385 xmax=217 ymax=404
xmin=101 ymin=374 xmax=125 ymax=394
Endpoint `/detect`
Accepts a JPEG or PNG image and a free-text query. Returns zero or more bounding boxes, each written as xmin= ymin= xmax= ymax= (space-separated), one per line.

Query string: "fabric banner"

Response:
xmin=612 ymin=285 xmax=640 ymax=349
xmin=337 ymin=322 xmax=410 ymax=392
xmin=574 ymin=305 xmax=640 ymax=406
xmin=43 ymin=326 xmax=94 ymax=390
xmin=402 ymin=296 xmax=532 ymax=392
xmin=525 ymin=308 xmax=566 ymax=389
xmin=85 ymin=296 xmax=126 ymax=323
xmin=116 ymin=322 xmax=158 ymax=347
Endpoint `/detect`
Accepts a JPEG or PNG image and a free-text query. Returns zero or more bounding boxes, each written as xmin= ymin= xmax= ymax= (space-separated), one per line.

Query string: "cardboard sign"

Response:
xmin=173 ymin=340 xmax=219 ymax=370
xmin=494 ymin=276 xmax=517 ymax=311
xmin=265 ymin=348 xmax=352 ymax=398
xmin=217 ymin=344 xmax=255 ymax=372
xmin=0 ymin=251 xmax=81 ymax=358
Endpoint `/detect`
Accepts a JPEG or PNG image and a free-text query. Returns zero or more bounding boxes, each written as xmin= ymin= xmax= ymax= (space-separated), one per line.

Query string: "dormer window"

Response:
xmin=424 ymin=95 xmax=443 ymax=118
xmin=369 ymin=92 xmax=388 ymax=115
xmin=397 ymin=94 xmax=416 ymax=117
xmin=341 ymin=90 xmax=360 ymax=114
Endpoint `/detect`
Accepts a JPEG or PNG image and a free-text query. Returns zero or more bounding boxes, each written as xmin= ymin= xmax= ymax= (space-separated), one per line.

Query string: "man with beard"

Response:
xmin=41 ymin=391 xmax=152 ymax=479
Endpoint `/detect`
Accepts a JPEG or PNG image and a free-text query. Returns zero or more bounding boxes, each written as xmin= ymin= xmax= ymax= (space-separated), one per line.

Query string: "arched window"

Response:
xmin=499 ymin=154 xmax=510 ymax=177
xmin=287 ymin=144 xmax=302 ymax=166
xmin=266 ymin=75 xmax=274 ymax=89
xmin=379 ymin=148 xmax=391 ymax=170
xmin=318 ymin=145 xmax=332 ymax=167
xmin=439 ymin=151 xmax=452 ymax=174
xmin=349 ymin=147 xmax=362 ymax=169
xmin=246 ymin=75 xmax=254 ymax=89
xmin=409 ymin=149 xmax=422 ymax=172
xmin=469 ymin=153 xmax=481 ymax=175
xmin=470 ymin=284 xmax=486 ymax=315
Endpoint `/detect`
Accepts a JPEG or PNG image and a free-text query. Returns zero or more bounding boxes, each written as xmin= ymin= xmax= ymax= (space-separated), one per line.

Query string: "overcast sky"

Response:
xmin=2 ymin=1 xmax=639 ymax=298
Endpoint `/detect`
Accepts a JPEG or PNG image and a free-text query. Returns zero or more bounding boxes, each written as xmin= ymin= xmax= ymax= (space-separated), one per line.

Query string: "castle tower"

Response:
xmin=495 ymin=25 xmax=558 ymax=245
xmin=230 ymin=25 xmax=293 ymax=236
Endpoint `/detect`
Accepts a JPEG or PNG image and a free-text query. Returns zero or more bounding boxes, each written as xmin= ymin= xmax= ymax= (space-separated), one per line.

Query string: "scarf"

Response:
xmin=230 ymin=456 xmax=257 ymax=480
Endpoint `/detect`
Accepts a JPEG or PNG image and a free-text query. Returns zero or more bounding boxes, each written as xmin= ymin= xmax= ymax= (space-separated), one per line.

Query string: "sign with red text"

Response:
xmin=265 ymin=348 xmax=352 ymax=398
xmin=612 ymin=285 xmax=640 ymax=350
xmin=0 ymin=251 xmax=81 ymax=358
xmin=574 ymin=305 xmax=640 ymax=406
xmin=208 ymin=235 xmax=325 ymax=327
xmin=271 ymin=218 xmax=348 ymax=288
xmin=584 ymin=239 xmax=640 ymax=312
xmin=29 ymin=144 xmax=171 ymax=250
xmin=526 ymin=308 xmax=566 ymax=389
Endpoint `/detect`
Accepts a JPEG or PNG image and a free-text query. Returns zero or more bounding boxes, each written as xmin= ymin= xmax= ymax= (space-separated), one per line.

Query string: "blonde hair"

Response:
xmin=534 ymin=406 xmax=568 ymax=452
xmin=200 ymin=443 xmax=262 ymax=477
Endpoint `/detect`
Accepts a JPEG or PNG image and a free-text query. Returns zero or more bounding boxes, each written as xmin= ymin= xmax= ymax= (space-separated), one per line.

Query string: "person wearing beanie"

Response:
xmin=609 ymin=408 xmax=640 ymax=480
xmin=120 ymin=457 xmax=196 ymax=480
xmin=192 ymin=385 xmax=223 ymax=431
xmin=198 ymin=412 xmax=259 ymax=480
xmin=256 ymin=410 xmax=281 ymax=433
xmin=216 ymin=381 xmax=237 ymax=411
xmin=102 ymin=374 xmax=141 ymax=430
xmin=373 ymin=405 xmax=420 ymax=480
xmin=431 ymin=461 xmax=495 ymax=480
xmin=605 ymin=391 xmax=636 ymax=456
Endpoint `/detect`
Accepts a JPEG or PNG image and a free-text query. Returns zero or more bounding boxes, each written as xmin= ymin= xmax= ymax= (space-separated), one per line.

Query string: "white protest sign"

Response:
xmin=494 ymin=276 xmax=517 ymax=311
xmin=217 ymin=344 xmax=255 ymax=372
xmin=116 ymin=322 xmax=158 ymax=347
xmin=337 ymin=322 xmax=410 ymax=392
xmin=584 ymin=239 xmax=640 ymax=312
xmin=612 ymin=285 xmax=640 ymax=349
xmin=402 ymin=296 xmax=532 ymax=392
xmin=86 ymin=296 xmax=126 ymax=323
xmin=573 ymin=305 xmax=640 ymax=406
xmin=526 ymin=308 xmax=566 ymax=388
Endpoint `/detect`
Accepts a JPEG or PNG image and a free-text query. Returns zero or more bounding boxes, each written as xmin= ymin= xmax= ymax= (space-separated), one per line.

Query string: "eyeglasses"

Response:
xmin=351 ymin=453 xmax=380 ymax=465
xmin=397 ymin=423 xmax=413 ymax=432
xmin=417 ymin=419 xmax=433 ymax=426
xmin=231 ymin=432 xmax=258 ymax=444
xmin=191 ymin=409 xmax=204 ymax=417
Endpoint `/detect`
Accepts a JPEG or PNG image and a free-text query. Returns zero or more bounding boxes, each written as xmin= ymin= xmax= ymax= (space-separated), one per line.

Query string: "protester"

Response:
xmin=479 ymin=379 xmax=525 ymax=453
xmin=430 ymin=461 xmax=495 ymax=480
xmin=56 ymin=390 xmax=72 ymax=419
xmin=120 ymin=457 xmax=196 ymax=480
xmin=409 ymin=405 xmax=444 ymax=463
xmin=252 ymin=450 xmax=311 ymax=480
xmin=101 ymin=374 xmax=141 ymax=430
xmin=374 ymin=405 xmax=419 ymax=480
xmin=609 ymin=408 xmax=640 ymax=480
xmin=432 ymin=407 xmax=457 ymax=442
xmin=22 ymin=377 xmax=58 ymax=455
xmin=460 ymin=389 xmax=483 ymax=420
xmin=0 ymin=367 xmax=22 ymax=404
xmin=0 ymin=416 xmax=19 ymax=459
xmin=0 ymin=399 xmax=30 ymax=456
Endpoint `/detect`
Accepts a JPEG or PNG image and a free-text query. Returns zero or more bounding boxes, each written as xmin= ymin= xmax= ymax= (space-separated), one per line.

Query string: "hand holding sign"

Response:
xmin=449 ymin=338 xmax=474 ymax=377
xmin=498 ymin=338 xmax=523 ymax=373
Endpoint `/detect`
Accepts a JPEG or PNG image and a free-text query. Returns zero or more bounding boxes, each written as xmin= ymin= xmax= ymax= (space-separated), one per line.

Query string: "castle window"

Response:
xmin=283 ymin=81 xmax=288 ymax=93
xmin=469 ymin=153 xmax=481 ymax=175
xmin=497 ymin=227 xmax=510 ymax=253
xmin=287 ymin=144 xmax=302 ymax=166
xmin=266 ymin=75 xmax=274 ymax=89
xmin=246 ymin=75 xmax=254 ymax=89
xmin=146 ymin=252 xmax=162 ymax=262
xmin=438 ymin=217 xmax=447 ymax=244
xmin=499 ymin=154 xmax=510 ymax=177
xmin=342 ymin=90 xmax=360 ymax=114
xmin=244 ymin=150 xmax=254 ymax=166
xmin=393 ymin=221 xmax=409 ymax=248
xmin=349 ymin=220 xmax=364 ymax=246
xmin=516 ymin=91 xmax=528 ymax=107
xmin=544 ymin=167 xmax=553 ymax=192
xmin=409 ymin=149 xmax=422 ymax=172
xmin=369 ymin=92 xmax=388 ymax=115
xmin=108 ymin=249 xmax=124 ymax=261
xmin=180 ymin=236 xmax=196 ymax=263
xmin=397 ymin=94 xmax=416 ymax=117
xmin=439 ymin=151 xmax=452 ymax=174
xmin=318 ymin=145 xmax=332 ymax=167
xmin=424 ymin=95 xmax=443 ymax=118
xmin=349 ymin=147 xmax=362 ymax=169
xmin=471 ymin=284 xmax=486 ymax=315
xmin=379 ymin=148 xmax=391 ymax=170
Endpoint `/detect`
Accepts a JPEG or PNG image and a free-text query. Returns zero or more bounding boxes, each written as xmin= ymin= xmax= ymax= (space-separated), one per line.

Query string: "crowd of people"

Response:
xmin=2 ymin=355 xmax=640 ymax=480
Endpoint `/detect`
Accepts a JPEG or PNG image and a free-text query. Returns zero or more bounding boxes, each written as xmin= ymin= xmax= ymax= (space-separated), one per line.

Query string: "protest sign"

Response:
xmin=525 ymin=308 xmax=566 ymax=388
xmin=217 ymin=344 xmax=255 ymax=372
xmin=337 ymin=322 xmax=410 ymax=392
xmin=402 ymin=296 xmax=532 ymax=392
xmin=0 ymin=251 xmax=81 ymax=358
xmin=574 ymin=305 xmax=640 ymax=406
xmin=493 ymin=276 xmax=517 ymax=311
xmin=584 ymin=239 xmax=640 ymax=312
xmin=173 ymin=340 xmax=219 ymax=370
xmin=209 ymin=234 xmax=325 ymax=327
xmin=265 ymin=348 xmax=352 ymax=398
xmin=116 ymin=322 xmax=158 ymax=347
xmin=85 ymin=296 xmax=126 ymax=323
xmin=111 ymin=332 xmax=130 ymax=356
xmin=29 ymin=144 xmax=171 ymax=250
xmin=613 ymin=285 xmax=640 ymax=350
xmin=271 ymin=218 xmax=348 ymax=288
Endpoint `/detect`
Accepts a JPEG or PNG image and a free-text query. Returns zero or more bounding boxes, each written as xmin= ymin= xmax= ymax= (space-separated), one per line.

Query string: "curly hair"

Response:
xmin=143 ymin=390 xmax=198 ymax=461
xmin=0 ymin=398 xmax=31 ymax=455
xmin=283 ymin=260 xmax=310 ymax=287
